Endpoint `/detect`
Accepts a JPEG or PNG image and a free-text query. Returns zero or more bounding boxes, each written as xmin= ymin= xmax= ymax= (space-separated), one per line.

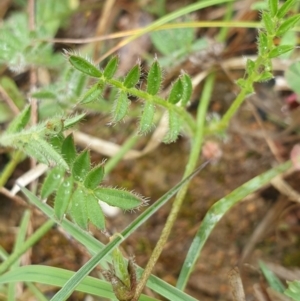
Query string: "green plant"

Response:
xmin=0 ymin=0 xmax=299 ymax=301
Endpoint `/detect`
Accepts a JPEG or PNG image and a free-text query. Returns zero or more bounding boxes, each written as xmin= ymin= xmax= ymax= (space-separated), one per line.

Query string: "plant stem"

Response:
xmin=0 ymin=151 xmax=23 ymax=189
xmin=105 ymin=133 xmax=139 ymax=174
xmin=108 ymin=78 xmax=197 ymax=135
xmin=132 ymin=73 xmax=215 ymax=301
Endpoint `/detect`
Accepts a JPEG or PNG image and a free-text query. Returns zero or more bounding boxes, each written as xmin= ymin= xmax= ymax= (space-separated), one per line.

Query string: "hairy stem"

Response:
xmin=132 ymin=73 xmax=215 ymax=300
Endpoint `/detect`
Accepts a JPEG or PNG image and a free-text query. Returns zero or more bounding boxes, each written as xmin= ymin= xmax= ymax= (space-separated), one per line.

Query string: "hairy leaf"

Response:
xmin=61 ymin=134 xmax=77 ymax=167
xmin=147 ymin=60 xmax=162 ymax=95
xmin=72 ymin=150 xmax=91 ymax=181
xmin=6 ymin=105 xmax=31 ymax=134
xmin=277 ymin=0 xmax=296 ymax=18
xmin=68 ymin=54 xmax=102 ymax=78
xmin=41 ymin=166 xmax=65 ymax=199
xmin=163 ymin=110 xmax=181 ymax=143
xmin=262 ymin=12 xmax=274 ymax=35
xmin=112 ymin=91 xmax=130 ymax=122
xmin=181 ymin=74 xmax=193 ymax=106
xmin=168 ymin=78 xmax=183 ymax=104
xmin=268 ymin=45 xmax=294 ymax=58
xmin=123 ymin=64 xmax=140 ymax=88
xmin=80 ymin=82 xmax=103 ymax=104
xmin=276 ymin=15 xmax=300 ymax=37
xmin=94 ymin=188 xmax=143 ymax=210
xmin=84 ymin=165 xmax=104 ymax=190
xmin=103 ymin=56 xmax=119 ymax=79
xmin=70 ymin=188 xmax=88 ymax=229
xmin=268 ymin=0 xmax=278 ymax=17
xmin=87 ymin=193 xmax=105 ymax=229
xmin=139 ymin=102 xmax=155 ymax=134
xmin=54 ymin=176 xmax=74 ymax=221
xmin=258 ymin=32 xmax=268 ymax=56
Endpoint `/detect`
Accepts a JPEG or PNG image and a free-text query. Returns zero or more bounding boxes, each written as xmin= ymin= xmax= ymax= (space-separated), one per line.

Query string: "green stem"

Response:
xmin=0 ymin=151 xmax=23 ymax=189
xmin=132 ymin=73 xmax=215 ymax=301
xmin=108 ymin=78 xmax=197 ymax=135
xmin=104 ymin=133 xmax=139 ymax=174
xmin=0 ymin=220 xmax=54 ymax=274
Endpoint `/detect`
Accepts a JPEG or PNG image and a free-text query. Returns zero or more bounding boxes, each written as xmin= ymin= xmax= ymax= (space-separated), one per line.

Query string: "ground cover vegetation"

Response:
xmin=1 ymin=0 xmax=300 ymax=300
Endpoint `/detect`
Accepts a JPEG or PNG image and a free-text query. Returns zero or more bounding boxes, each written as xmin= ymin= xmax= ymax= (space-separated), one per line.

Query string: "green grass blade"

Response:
xmin=176 ymin=160 xmax=292 ymax=290
xmin=20 ymin=187 xmax=198 ymax=301
xmin=0 ymin=265 xmax=158 ymax=301
xmin=0 ymin=234 xmax=48 ymax=301
xmin=259 ymin=261 xmax=285 ymax=293
xmin=8 ymin=210 xmax=31 ymax=301
xmin=0 ymin=220 xmax=54 ymax=275
xmin=50 ymin=166 xmax=203 ymax=301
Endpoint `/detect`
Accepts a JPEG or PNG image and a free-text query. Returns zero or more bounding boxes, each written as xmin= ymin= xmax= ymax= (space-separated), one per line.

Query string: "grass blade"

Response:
xmin=0 ymin=265 xmax=158 ymax=301
xmin=176 ymin=160 xmax=292 ymax=290
xmin=21 ymin=186 xmax=198 ymax=301
xmin=50 ymin=165 xmax=204 ymax=301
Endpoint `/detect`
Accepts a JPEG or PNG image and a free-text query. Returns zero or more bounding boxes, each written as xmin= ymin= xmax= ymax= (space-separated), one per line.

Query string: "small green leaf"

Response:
xmin=123 ymin=64 xmax=140 ymax=88
xmin=50 ymin=133 xmax=65 ymax=150
xmin=94 ymin=188 xmax=142 ymax=210
xmin=277 ymin=0 xmax=296 ymax=19
xmin=72 ymin=150 xmax=91 ymax=181
xmin=41 ymin=166 xmax=65 ymax=199
xmin=61 ymin=134 xmax=77 ymax=167
xmin=63 ymin=113 xmax=85 ymax=130
xmin=285 ymin=280 xmax=300 ymax=301
xmin=268 ymin=45 xmax=294 ymax=58
xmin=112 ymin=91 xmax=130 ymax=122
xmin=181 ymin=74 xmax=193 ymax=106
xmin=68 ymin=55 xmax=102 ymax=78
xmin=24 ymin=139 xmax=68 ymax=169
xmin=6 ymin=105 xmax=31 ymax=134
xmin=87 ymin=193 xmax=105 ymax=229
xmin=256 ymin=71 xmax=274 ymax=82
xmin=139 ymin=102 xmax=155 ymax=134
xmin=168 ymin=78 xmax=183 ymax=104
xmin=70 ymin=188 xmax=88 ymax=229
xmin=264 ymin=59 xmax=272 ymax=72
xmin=246 ymin=59 xmax=256 ymax=74
xmin=80 ymin=82 xmax=103 ymax=104
xmin=268 ymin=0 xmax=278 ymax=17
xmin=147 ymin=60 xmax=162 ymax=95
xmin=84 ymin=165 xmax=104 ymax=189
xmin=31 ymin=90 xmax=57 ymax=99
xmin=112 ymin=247 xmax=129 ymax=286
xmin=163 ymin=110 xmax=181 ymax=143
xmin=276 ymin=15 xmax=300 ymax=37
xmin=54 ymin=176 xmax=74 ymax=221
xmin=258 ymin=32 xmax=268 ymax=56
xmin=262 ymin=12 xmax=274 ymax=35
xmin=103 ymin=56 xmax=119 ymax=79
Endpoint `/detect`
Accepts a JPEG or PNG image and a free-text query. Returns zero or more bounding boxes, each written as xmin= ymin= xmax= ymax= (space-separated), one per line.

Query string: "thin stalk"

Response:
xmin=104 ymin=133 xmax=139 ymax=174
xmin=0 ymin=220 xmax=54 ymax=274
xmin=0 ymin=151 xmax=23 ymax=189
xmin=132 ymin=73 xmax=215 ymax=301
